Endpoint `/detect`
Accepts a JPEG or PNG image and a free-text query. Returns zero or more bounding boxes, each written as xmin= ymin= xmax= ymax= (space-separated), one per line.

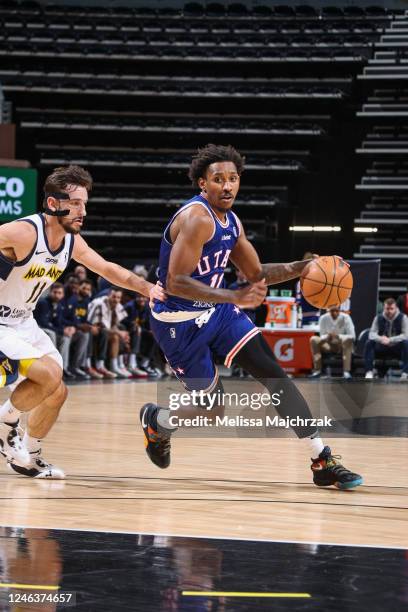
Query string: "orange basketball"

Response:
xmin=300 ymin=255 xmax=353 ymax=309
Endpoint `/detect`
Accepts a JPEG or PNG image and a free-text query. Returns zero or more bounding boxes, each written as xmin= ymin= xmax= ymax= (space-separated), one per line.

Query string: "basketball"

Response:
xmin=300 ymin=255 xmax=353 ymax=309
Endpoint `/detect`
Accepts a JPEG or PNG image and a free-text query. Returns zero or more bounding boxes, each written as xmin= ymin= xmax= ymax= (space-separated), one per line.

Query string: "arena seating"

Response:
xmin=354 ymin=10 xmax=408 ymax=295
xmin=0 ymin=1 xmax=397 ymax=267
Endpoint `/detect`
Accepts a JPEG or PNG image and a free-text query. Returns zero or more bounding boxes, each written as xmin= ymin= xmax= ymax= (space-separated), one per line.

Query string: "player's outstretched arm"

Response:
xmin=72 ymin=235 xmax=165 ymax=301
xmin=230 ymin=223 xmax=313 ymax=286
xmin=167 ymin=210 xmax=266 ymax=308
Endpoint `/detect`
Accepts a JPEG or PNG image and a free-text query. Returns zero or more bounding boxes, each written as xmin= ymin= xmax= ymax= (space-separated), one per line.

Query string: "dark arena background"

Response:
xmin=0 ymin=0 xmax=408 ymax=610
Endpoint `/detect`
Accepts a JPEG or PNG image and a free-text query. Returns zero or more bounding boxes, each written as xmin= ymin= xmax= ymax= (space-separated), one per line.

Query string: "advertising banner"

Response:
xmin=0 ymin=167 xmax=37 ymax=222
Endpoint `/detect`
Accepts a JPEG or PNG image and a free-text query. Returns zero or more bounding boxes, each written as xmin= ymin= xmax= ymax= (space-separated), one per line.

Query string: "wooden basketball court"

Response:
xmin=0 ymin=379 xmax=407 ymax=610
xmin=0 ymin=380 xmax=406 ymax=548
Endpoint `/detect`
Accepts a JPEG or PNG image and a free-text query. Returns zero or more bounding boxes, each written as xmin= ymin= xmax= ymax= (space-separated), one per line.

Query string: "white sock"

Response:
xmin=23 ymin=432 xmax=41 ymax=454
xmin=118 ymin=355 xmax=125 ymax=368
xmin=0 ymin=399 xmax=21 ymax=426
xmin=157 ymin=408 xmax=178 ymax=433
xmin=306 ymin=433 xmax=325 ymax=459
xmin=96 ymin=360 xmax=105 ymax=369
xmin=129 ymin=354 xmax=137 ymax=368
xmin=110 ymin=357 xmax=119 ymax=370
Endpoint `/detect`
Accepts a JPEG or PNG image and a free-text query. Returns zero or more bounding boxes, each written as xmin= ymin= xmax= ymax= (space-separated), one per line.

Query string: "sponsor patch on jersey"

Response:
xmin=23 ymin=264 xmax=64 ymax=282
xmin=0 ymin=304 xmax=27 ymax=318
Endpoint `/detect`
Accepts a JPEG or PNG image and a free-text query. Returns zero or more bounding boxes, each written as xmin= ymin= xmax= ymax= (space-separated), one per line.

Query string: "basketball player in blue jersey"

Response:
xmin=0 ymin=165 xmax=165 ymax=478
xmin=141 ymin=144 xmax=362 ymax=490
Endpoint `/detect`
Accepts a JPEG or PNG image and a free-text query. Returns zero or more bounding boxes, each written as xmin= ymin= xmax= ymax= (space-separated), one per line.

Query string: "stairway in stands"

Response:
xmin=354 ymin=9 xmax=408 ymax=297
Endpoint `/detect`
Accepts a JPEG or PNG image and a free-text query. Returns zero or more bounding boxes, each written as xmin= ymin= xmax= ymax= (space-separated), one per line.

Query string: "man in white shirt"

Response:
xmin=87 ymin=286 xmax=132 ymax=379
xmin=310 ymin=306 xmax=356 ymax=379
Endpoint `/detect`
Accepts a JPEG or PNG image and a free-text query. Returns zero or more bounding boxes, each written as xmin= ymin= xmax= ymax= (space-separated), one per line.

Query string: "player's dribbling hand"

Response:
xmin=235 ymin=279 xmax=267 ymax=309
xmin=149 ymin=281 xmax=166 ymax=306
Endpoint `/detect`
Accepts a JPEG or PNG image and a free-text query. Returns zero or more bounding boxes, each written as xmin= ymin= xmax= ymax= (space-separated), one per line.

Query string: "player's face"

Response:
xmin=199 ymin=162 xmax=240 ymax=213
xmin=53 ymin=185 xmax=88 ymax=235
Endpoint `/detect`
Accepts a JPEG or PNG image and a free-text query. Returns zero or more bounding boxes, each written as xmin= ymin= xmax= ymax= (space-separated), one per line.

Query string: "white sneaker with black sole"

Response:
xmin=0 ymin=423 xmax=30 ymax=466
xmin=8 ymin=450 xmax=65 ymax=479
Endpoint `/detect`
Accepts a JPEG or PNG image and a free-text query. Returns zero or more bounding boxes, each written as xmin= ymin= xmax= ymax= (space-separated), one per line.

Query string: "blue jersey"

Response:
xmin=154 ymin=195 xmax=241 ymax=315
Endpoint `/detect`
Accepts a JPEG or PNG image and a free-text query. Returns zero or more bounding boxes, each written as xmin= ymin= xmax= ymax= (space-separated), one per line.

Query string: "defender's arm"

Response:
xmin=72 ymin=235 xmax=164 ymax=300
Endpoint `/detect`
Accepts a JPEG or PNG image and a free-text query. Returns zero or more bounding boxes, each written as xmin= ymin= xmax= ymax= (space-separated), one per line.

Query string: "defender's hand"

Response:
xmin=149 ymin=281 xmax=166 ymax=306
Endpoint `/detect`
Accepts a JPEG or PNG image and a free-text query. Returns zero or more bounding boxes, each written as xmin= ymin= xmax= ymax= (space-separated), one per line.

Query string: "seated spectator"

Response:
xmin=397 ymin=283 xmax=408 ymax=317
xmin=364 ymin=298 xmax=408 ymax=380
xmin=74 ymin=264 xmax=88 ymax=283
xmin=34 ymin=282 xmax=76 ymax=379
xmin=64 ymin=275 xmax=80 ymax=301
xmin=310 ymin=305 xmax=355 ymax=379
xmin=87 ymin=286 xmax=131 ymax=379
xmin=95 ymin=275 xmax=112 ymax=298
xmin=123 ymin=295 xmax=160 ymax=378
xmin=133 ymin=264 xmax=148 ymax=280
xmin=295 ymin=251 xmax=320 ymax=326
xmin=64 ymin=279 xmax=94 ymax=379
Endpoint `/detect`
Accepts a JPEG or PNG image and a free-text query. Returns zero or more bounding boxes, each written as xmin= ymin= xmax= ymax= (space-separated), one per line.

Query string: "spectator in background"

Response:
xmin=364 ymin=298 xmax=408 ymax=380
xmin=95 ymin=275 xmax=112 ymax=298
xmin=133 ymin=264 xmax=148 ymax=280
xmin=295 ymin=251 xmax=320 ymax=326
xmin=87 ymin=286 xmax=131 ymax=379
xmin=34 ymin=282 xmax=76 ymax=379
xmin=64 ymin=279 xmax=94 ymax=379
xmin=310 ymin=305 xmax=355 ymax=379
xmin=123 ymin=295 xmax=160 ymax=378
xmin=73 ymin=264 xmax=88 ymax=283
xmin=397 ymin=282 xmax=408 ymax=317
xmin=63 ymin=275 xmax=80 ymax=302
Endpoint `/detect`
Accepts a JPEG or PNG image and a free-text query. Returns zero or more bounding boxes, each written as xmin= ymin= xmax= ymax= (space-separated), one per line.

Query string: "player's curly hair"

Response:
xmin=188 ymin=144 xmax=245 ymax=188
xmin=43 ymin=165 xmax=93 ymax=208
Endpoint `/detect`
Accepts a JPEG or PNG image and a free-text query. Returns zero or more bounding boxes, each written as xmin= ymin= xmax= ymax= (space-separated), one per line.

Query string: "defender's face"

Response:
xmin=48 ymin=184 xmax=88 ymax=235
xmin=199 ymin=161 xmax=240 ymax=213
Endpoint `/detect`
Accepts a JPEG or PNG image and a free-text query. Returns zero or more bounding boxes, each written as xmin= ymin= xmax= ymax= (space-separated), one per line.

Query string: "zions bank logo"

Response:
xmin=0 ymin=176 xmax=24 ymax=216
xmin=0 ymin=305 xmax=11 ymax=317
xmin=274 ymin=338 xmax=294 ymax=362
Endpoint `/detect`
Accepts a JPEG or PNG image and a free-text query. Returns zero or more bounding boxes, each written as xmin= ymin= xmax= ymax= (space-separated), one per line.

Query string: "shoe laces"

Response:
xmin=156 ymin=434 xmax=171 ymax=454
xmin=324 ymin=454 xmax=352 ymax=476
xmin=31 ymin=450 xmax=53 ymax=469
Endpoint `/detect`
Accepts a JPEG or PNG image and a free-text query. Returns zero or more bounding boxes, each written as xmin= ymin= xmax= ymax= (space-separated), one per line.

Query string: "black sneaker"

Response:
xmin=311 ymin=446 xmax=363 ymax=490
xmin=140 ymin=403 xmax=171 ymax=469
